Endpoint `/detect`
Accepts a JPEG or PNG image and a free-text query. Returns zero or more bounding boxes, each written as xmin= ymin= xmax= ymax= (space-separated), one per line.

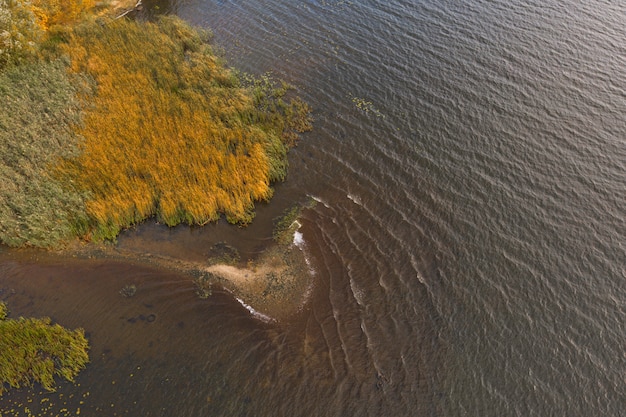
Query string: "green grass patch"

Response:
xmin=0 ymin=302 xmax=89 ymax=395
xmin=0 ymin=59 xmax=89 ymax=248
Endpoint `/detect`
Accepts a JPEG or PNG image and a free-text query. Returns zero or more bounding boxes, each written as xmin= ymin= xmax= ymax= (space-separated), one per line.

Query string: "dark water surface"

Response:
xmin=2 ymin=0 xmax=625 ymax=416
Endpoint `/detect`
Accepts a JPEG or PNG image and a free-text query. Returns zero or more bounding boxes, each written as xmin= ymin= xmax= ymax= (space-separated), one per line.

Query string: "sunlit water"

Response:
xmin=1 ymin=0 xmax=625 ymax=416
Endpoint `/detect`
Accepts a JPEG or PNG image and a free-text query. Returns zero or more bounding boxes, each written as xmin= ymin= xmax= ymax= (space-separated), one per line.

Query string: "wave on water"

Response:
xmin=235 ymin=297 xmax=276 ymax=323
xmin=309 ymin=194 xmax=331 ymax=208
xmin=347 ymin=193 xmax=362 ymax=206
xmin=288 ymin=218 xmax=316 ymax=311
xmin=291 ymin=220 xmax=316 ymax=278
xmin=292 ymin=222 xmax=304 ymax=247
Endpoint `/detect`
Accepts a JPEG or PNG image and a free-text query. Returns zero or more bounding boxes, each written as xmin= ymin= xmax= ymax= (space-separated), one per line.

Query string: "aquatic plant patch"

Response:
xmin=0 ymin=302 xmax=89 ymax=395
xmin=273 ymin=205 xmax=303 ymax=246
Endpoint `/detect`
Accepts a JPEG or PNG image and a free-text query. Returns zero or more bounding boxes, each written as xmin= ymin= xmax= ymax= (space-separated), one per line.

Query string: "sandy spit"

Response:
xmin=61 ymin=239 xmax=314 ymax=321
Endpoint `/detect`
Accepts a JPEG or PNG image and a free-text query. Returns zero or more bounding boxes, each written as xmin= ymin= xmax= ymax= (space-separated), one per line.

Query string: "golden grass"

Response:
xmin=1 ymin=1 xmax=311 ymax=245
xmin=0 ymin=0 xmax=111 ymax=69
xmin=30 ymin=0 xmax=95 ymax=30
xmin=55 ymin=17 xmax=310 ymax=240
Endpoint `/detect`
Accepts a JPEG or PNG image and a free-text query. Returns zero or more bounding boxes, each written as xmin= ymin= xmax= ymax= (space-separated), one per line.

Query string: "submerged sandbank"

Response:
xmin=60 ymin=231 xmax=314 ymax=321
xmin=202 ymin=244 xmax=313 ymax=320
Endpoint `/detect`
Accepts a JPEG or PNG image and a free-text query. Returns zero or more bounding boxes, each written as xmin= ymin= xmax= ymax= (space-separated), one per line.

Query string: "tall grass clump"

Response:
xmin=273 ymin=205 xmax=302 ymax=246
xmin=0 ymin=59 xmax=89 ymax=247
xmin=0 ymin=0 xmax=95 ymax=69
xmin=0 ymin=0 xmax=42 ymax=68
xmin=29 ymin=0 xmax=95 ymax=30
xmin=0 ymin=302 xmax=90 ymax=395
xmin=57 ymin=16 xmax=311 ymax=241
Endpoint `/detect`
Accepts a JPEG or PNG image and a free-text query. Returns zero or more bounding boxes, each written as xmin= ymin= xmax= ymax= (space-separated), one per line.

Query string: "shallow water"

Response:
xmin=2 ymin=0 xmax=625 ymax=416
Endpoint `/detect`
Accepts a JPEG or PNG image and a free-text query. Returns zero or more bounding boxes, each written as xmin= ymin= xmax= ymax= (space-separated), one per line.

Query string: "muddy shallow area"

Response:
xmin=51 ymin=216 xmax=315 ymax=321
xmin=0 ymin=218 xmax=316 ymax=416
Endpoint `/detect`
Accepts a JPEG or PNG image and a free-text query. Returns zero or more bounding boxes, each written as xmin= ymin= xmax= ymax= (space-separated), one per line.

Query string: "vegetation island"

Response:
xmin=0 ymin=0 xmax=312 ymax=395
xmin=0 ymin=301 xmax=89 ymax=395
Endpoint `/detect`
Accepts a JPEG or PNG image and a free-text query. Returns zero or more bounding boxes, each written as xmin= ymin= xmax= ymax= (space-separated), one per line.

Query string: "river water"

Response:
xmin=1 ymin=0 xmax=625 ymax=416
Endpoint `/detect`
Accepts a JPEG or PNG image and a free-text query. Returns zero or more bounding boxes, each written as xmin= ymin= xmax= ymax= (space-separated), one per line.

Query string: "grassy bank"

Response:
xmin=0 ymin=59 xmax=90 ymax=247
xmin=0 ymin=1 xmax=311 ymax=247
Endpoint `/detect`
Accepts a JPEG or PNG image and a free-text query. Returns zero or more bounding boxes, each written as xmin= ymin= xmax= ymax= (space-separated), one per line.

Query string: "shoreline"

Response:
xmin=53 ymin=233 xmax=315 ymax=321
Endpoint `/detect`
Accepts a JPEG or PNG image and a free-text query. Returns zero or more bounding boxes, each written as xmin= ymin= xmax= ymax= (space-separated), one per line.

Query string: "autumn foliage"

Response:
xmin=0 ymin=0 xmax=95 ymax=68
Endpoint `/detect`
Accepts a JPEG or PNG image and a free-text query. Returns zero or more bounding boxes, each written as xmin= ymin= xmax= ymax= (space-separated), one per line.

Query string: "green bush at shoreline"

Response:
xmin=0 ymin=301 xmax=90 ymax=395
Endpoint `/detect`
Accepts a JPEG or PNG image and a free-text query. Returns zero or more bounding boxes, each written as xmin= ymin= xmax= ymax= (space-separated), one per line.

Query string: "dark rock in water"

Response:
xmin=128 ymin=313 xmax=156 ymax=323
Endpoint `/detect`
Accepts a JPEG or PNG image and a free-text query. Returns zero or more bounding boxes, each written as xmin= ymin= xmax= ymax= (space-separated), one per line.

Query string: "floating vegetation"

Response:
xmin=0 ymin=386 xmax=93 ymax=416
xmin=207 ymin=242 xmax=240 ymax=266
xmin=0 ymin=301 xmax=90 ymax=395
xmin=239 ymin=72 xmax=313 ymax=149
xmin=119 ymin=284 xmax=137 ymax=298
xmin=194 ymin=273 xmax=214 ymax=299
xmin=350 ymin=94 xmax=384 ymax=117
